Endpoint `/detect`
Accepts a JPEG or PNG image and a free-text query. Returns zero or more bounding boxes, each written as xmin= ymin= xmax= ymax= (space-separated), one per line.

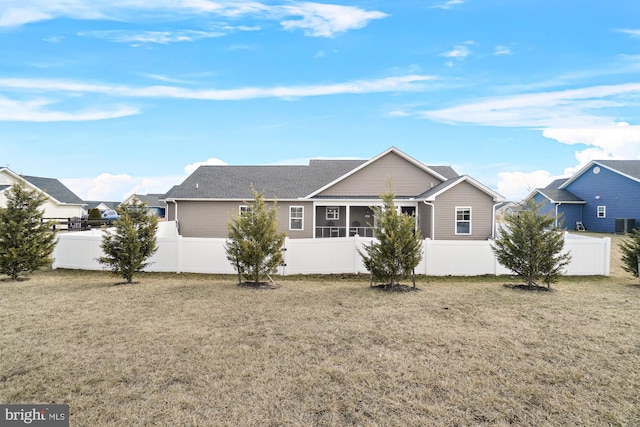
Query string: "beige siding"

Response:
xmin=318 ymin=151 xmax=443 ymax=197
xmin=432 ymin=181 xmax=495 ymax=240
xmin=173 ymin=200 xmax=314 ymax=238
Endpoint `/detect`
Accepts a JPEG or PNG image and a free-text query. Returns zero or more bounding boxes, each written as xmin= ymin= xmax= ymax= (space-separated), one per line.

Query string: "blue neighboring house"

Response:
xmin=527 ymin=160 xmax=640 ymax=233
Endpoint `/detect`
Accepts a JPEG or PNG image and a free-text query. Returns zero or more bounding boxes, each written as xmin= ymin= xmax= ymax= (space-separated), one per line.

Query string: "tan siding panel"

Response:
xmin=319 ymin=151 xmax=443 ymax=197
xmin=433 ymin=181 xmax=495 ymax=240
xmin=176 ymin=200 xmax=314 ymax=238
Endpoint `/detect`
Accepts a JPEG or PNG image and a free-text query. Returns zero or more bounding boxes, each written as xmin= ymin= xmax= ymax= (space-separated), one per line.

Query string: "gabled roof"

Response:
xmin=560 ymin=159 xmax=640 ymax=188
xmin=545 ymin=178 xmax=569 ymax=189
xmin=84 ymin=201 xmax=120 ymax=210
xmin=127 ymin=194 xmax=167 ymax=208
xmin=21 ymin=175 xmax=84 ymax=205
xmin=418 ymin=175 xmax=504 ymax=202
xmin=533 ymin=188 xmax=585 ymax=204
xmin=164 ymin=147 xmax=502 ymax=202
xmin=305 ymin=147 xmax=454 ymax=198
xmin=164 ymin=160 xmax=367 ymax=200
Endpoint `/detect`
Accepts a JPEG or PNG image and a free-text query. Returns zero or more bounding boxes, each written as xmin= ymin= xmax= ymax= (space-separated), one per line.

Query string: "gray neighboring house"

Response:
xmin=122 ymin=193 xmax=167 ymax=217
xmin=0 ymin=167 xmax=85 ymax=219
xmin=163 ymin=147 xmax=504 ymax=240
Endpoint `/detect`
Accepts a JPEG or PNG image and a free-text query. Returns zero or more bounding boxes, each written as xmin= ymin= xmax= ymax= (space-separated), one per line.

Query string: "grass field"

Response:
xmin=1 ymin=234 xmax=639 ymax=426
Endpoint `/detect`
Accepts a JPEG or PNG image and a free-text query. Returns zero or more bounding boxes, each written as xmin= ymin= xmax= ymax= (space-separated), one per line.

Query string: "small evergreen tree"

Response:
xmin=492 ymin=198 xmax=571 ymax=289
xmin=98 ymin=198 xmax=158 ymax=283
xmin=619 ymin=228 xmax=640 ymax=281
xmin=358 ymin=184 xmax=423 ymax=289
xmin=225 ymin=189 xmax=286 ymax=285
xmin=0 ymin=182 xmax=57 ymax=280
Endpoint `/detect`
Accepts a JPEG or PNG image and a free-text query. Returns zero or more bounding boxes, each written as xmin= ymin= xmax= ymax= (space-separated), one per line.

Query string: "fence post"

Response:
xmin=603 ymin=237 xmax=611 ymax=276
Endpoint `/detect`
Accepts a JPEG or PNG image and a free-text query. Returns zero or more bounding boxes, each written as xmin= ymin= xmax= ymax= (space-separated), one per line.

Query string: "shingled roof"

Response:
xmin=165 ymin=160 xmax=367 ymax=200
xmin=164 ymin=157 xmax=464 ymax=201
xmin=535 ymin=188 xmax=585 ymax=203
xmin=22 ymin=175 xmax=84 ymax=205
xmin=593 ymin=160 xmax=640 ymax=182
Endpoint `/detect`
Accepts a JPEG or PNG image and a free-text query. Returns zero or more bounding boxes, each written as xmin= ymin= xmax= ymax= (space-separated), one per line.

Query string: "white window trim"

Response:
xmin=326 ymin=207 xmax=339 ymax=220
xmin=597 ymin=205 xmax=606 ymax=218
xmin=290 ymin=206 xmax=304 ymax=231
xmin=455 ymin=206 xmax=472 ymax=235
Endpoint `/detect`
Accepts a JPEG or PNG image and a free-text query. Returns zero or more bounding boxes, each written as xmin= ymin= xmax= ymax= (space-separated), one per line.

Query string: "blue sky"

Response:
xmin=1 ymin=0 xmax=639 ymax=202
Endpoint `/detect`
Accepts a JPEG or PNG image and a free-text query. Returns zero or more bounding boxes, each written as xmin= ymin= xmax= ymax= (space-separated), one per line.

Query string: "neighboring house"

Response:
xmin=121 ymin=193 xmax=167 ymax=218
xmin=527 ymin=160 xmax=640 ymax=233
xmin=83 ymin=201 xmax=120 ymax=216
xmin=163 ymin=147 xmax=504 ymax=240
xmin=0 ymin=167 xmax=85 ymax=219
xmin=495 ymin=201 xmax=523 ymax=223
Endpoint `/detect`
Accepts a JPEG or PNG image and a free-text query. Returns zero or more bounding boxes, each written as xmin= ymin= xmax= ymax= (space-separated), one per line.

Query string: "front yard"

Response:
xmin=1 ymin=264 xmax=638 ymax=426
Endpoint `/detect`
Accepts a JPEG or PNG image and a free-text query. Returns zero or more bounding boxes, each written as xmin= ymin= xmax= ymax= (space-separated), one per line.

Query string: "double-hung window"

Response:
xmin=455 ymin=207 xmax=471 ymax=235
xmin=290 ymin=206 xmax=304 ymax=230
xmin=239 ymin=205 xmax=251 ymax=216
xmin=597 ymin=206 xmax=606 ymax=218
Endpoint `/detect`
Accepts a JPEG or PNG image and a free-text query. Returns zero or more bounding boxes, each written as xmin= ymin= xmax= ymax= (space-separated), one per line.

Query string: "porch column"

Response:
xmin=345 ymin=205 xmax=351 ymax=237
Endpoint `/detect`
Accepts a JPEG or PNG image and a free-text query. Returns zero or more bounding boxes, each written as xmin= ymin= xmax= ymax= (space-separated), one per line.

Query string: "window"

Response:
xmin=326 ymin=207 xmax=339 ymax=220
xmin=290 ymin=206 xmax=303 ymax=230
xmin=455 ymin=207 xmax=471 ymax=235
xmin=597 ymin=206 xmax=606 ymax=218
xmin=239 ymin=205 xmax=251 ymax=216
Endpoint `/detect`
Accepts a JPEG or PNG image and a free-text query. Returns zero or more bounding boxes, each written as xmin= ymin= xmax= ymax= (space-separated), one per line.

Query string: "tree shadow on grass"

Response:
xmin=238 ymin=281 xmax=278 ymax=290
xmin=371 ymin=283 xmax=421 ymax=293
xmin=503 ymin=283 xmax=554 ymax=292
xmin=112 ymin=281 xmax=141 ymax=286
xmin=0 ymin=277 xmax=31 ymax=283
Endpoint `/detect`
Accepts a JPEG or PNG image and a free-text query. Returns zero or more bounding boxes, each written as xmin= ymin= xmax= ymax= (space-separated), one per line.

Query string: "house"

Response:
xmin=83 ymin=201 xmax=120 ymax=215
xmin=527 ymin=160 xmax=640 ymax=233
xmin=163 ymin=147 xmax=504 ymax=240
xmin=121 ymin=194 xmax=167 ymax=218
xmin=495 ymin=201 xmax=523 ymax=223
xmin=0 ymin=167 xmax=84 ymax=219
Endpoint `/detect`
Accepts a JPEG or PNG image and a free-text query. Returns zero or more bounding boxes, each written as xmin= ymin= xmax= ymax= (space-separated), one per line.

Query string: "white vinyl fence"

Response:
xmin=52 ymin=221 xmax=611 ymax=276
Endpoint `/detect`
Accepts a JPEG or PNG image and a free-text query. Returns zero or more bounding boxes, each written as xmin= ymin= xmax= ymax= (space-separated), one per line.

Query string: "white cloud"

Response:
xmin=543 ymin=122 xmax=640 ymax=173
xmin=442 ymin=44 xmax=470 ymax=59
xmin=422 ymin=84 xmax=640 ymax=201
xmin=279 ymin=3 xmax=387 ymax=37
xmin=617 ymin=28 xmax=640 ymax=38
xmin=80 ymin=29 xmax=225 ymax=44
xmin=493 ymin=45 xmax=512 ymax=55
xmin=62 ymin=158 xmax=229 ymax=201
xmin=0 ymin=74 xmax=436 ymax=102
xmin=184 ymin=157 xmax=228 ymax=175
xmin=63 ymin=173 xmax=182 ymax=201
xmin=496 ymin=169 xmax=559 ymax=201
xmin=421 ymin=83 xmax=640 ymax=128
xmin=0 ymin=1 xmax=388 ymax=37
xmin=431 ymin=0 xmax=466 ymax=10
xmin=0 ymin=96 xmax=138 ymax=122
xmin=0 ymin=7 xmax=50 ymax=27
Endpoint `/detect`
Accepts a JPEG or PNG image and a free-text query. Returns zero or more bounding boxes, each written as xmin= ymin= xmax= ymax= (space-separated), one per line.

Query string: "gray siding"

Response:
xmin=318 ymin=151 xmax=443 ymax=197
xmin=171 ymin=200 xmax=314 ymax=238
xmin=418 ymin=203 xmax=433 ymax=239
xmin=433 ymin=181 xmax=495 ymax=240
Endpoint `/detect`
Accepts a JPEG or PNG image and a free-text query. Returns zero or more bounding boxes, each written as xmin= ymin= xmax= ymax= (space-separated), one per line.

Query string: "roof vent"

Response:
xmin=196 ymin=183 xmax=199 ymax=189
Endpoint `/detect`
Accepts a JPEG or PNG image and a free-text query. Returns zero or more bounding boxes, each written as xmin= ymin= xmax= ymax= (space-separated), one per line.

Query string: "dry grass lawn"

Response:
xmin=1 ymin=234 xmax=639 ymax=426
